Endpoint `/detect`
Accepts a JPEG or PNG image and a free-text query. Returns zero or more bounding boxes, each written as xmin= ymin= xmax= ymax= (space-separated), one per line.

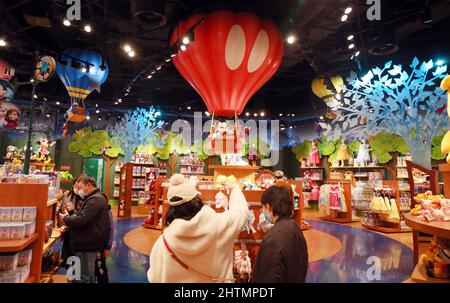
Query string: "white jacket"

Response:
xmin=147 ymin=187 xmax=249 ymax=283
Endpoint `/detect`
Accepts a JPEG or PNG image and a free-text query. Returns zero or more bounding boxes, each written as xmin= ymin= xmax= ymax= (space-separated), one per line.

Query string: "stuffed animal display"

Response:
xmin=234 ymin=249 xmax=252 ymax=279
xmin=440 ymin=75 xmax=450 ymax=163
xmin=34 ymin=137 xmax=56 ymax=163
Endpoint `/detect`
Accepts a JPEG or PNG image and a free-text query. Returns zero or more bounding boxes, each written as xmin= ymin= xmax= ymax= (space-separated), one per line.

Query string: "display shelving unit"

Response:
xmin=0 ymin=183 xmax=49 ymax=283
xmin=361 ymin=180 xmax=412 ymax=233
xmin=141 ymin=177 xmax=167 ymax=230
xmin=320 ymin=179 xmax=355 ymax=224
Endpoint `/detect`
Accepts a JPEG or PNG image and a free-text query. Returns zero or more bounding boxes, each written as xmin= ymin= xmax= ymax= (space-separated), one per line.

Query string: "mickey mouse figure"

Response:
xmin=36 ymin=137 xmax=56 ymax=163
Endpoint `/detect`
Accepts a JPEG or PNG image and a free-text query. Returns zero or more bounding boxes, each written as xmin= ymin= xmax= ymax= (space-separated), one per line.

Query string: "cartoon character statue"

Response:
xmin=307 ymin=140 xmax=321 ymax=167
xmin=336 ymin=139 xmax=350 ymax=167
xmin=5 ymin=145 xmax=17 ymax=161
xmin=5 ymin=108 xmax=20 ymax=129
xmin=35 ymin=137 xmax=56 ymax=163
xmin=0 ymin=105 xmax=7 ymax=128
xmin=356 ymin=139 xmax=371 ymax=167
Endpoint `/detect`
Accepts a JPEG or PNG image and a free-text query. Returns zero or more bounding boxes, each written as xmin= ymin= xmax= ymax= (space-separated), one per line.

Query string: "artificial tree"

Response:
xmin=68 ymin=127 xmax=123 ymax=198
xmin=109 ymin=106 xmax=164 ymax=163
xmin=328 ymin=57 xmax=448 ymax=168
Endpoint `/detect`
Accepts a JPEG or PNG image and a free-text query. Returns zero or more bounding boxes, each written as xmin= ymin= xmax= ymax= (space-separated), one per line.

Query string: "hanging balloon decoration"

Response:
xmin=311 ymin=74 xmax=344 ymax=106
xmin=56 ymin=48 xmax=109 ymax=137
xmin=170 ymin=10 xmax=284 ymax=154
xmin=0 ymin=59 xmax=15 ymax=81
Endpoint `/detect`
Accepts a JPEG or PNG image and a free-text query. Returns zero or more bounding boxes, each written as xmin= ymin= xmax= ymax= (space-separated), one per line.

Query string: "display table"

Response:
xmin=404 ymin=213 xmax=450 ymax=265
xmin=209 ymin=165 xmax=260 ymax=183
xmin=439 ymin=163 xmax=450 ymax=198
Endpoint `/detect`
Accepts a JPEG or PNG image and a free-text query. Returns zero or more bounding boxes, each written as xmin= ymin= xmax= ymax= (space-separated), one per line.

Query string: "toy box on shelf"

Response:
xmin=0 ymin=180 xmax=49 ymax=283
xmin=179 ymin=154 xmax=205 ymax=177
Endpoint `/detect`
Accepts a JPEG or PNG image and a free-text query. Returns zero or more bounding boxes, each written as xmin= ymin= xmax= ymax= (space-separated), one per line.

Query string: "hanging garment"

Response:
xmin=387 ymin=198 xmax=400 ymax=222
xmin=340 ymin=189 xmax=348 ymax=212
xmin=329 ymin=185 xmax=342 ymax=210
xmin=383 ymin=196 xmax=392 ymax=214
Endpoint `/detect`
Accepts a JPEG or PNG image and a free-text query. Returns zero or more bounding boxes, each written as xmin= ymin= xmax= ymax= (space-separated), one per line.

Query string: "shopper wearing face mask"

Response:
xmin=59 ymin=174 xmax=110 ymax=283
xmin=251 ymin=185 xmax=309 ymax=283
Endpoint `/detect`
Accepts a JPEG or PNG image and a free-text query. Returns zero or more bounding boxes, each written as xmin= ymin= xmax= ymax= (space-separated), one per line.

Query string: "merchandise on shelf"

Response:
xmin=318 ymin=183 xmax=348 ymax=216
xmin=0 ymin=249 xmax=32 ymax=283
xmin=220 ymin=153 xmax=248 ymax=166
xmin=0 ymin=206 xmax=37 ymax=240
xmin=369 ymin=188 xmax=400 ymax=223
xmin=410 ymin=191 xmax=450 ymax=221
xmin=419 ymin=237 xmax=450 ymax=280
xmin=352 ymin=181 xmax=374 ymax=210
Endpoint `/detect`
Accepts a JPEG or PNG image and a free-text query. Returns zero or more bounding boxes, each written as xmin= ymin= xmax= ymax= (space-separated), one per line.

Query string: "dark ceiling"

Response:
xmin=1 ymin=0 xmax=449 ymax=123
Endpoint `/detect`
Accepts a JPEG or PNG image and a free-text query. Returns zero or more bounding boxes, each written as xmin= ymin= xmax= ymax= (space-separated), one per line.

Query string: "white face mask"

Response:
xmin=77 ymin=189 xmax=86 ymax=199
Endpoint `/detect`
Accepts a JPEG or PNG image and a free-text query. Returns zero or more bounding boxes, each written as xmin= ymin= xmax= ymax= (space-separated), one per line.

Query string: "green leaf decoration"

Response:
xmin=318 ymin=135 xmax=336 ymax=156
xmin=348 ymin=141 xmax=360 ymax=155
xmin=368 ymin=131 xmax=408 ymax=163
xmin=328 ymin=139 xmax=342 ymax=163
xmin=68 ymin=141 xmax=81 ymax=153
xmin=80 ymin=149 xmax=93 ymax=158
xmin=90 ymin=144 xmax=103 ymax=155
xmin=292 ymin=140 xmax=312 ymax=160
xmin=431 ymin=146 xmax=446 ymax=160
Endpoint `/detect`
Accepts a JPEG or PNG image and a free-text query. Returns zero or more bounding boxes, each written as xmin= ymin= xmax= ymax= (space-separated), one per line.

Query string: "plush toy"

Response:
xmin=237 ymin=250 xmax=252 ymax=278
xmin=440 ymin=76 xmax=450 ymax=162
xmin=35 ymin=137 xmax=56 ymax=163
xmin=5 ymin=145 xmax=16 ymax=161
xmin=215 ymin=191 xmax=229 ymax=210
xmin=241 ymin=209 xmax=256 ymax=234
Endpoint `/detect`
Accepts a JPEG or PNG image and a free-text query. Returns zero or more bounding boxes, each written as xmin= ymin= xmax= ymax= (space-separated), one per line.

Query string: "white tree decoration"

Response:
xmin=328 ymin=57 xmax=448 ymax=168
xmin=109 ymin=106 xmax=164 ymax=163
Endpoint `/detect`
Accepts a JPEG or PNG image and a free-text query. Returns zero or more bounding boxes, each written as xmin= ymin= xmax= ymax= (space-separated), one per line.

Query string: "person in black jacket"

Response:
xmin=60 ymin=174 xmax=109 ymax=283
xmin=251 ymin=185 xmax=308 ymax=283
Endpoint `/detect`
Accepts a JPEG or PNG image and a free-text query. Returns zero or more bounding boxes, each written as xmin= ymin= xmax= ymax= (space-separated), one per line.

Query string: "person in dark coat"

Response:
xmin=251 ymin=185 xmax=309 ymax=283
xmin=95 ymin=204 xmax=114 ymax=283
xmin=59 ymin=174 xmax=109 ymax=283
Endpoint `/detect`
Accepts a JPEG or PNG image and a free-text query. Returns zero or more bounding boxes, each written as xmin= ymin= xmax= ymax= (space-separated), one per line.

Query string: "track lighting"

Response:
xmin=341 ymin=14 xmax=348 ymax=22
xmin=0 ymin=39 xmax=6 ymax=47
xmin=347 ymin=35 xmax=354 ymax=40
xmin=84 ymin=24 xmax=92 ymax=33
xmin=63 ymin=19 xmax=71 ymax=26
xmin=344 ymin=7 xmax=352 ymax=14
xmin=348 ymin=43 xmax=355 ymax=49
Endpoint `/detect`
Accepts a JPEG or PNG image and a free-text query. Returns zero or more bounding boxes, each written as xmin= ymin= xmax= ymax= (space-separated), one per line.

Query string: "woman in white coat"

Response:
xmin=147 ymin=174 xmax=249 ymax=283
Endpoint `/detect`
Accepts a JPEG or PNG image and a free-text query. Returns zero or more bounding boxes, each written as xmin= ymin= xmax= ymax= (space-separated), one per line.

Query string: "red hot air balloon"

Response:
xmin=170 ymin=11 xmax=284 ymax=117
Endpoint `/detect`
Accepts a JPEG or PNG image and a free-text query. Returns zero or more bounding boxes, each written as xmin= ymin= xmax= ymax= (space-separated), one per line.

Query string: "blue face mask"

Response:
xmin=262 ymin=207 xmax=273 ymax=224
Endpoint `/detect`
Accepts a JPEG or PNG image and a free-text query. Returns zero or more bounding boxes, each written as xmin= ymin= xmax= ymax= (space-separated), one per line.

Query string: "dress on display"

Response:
xmin=329 ymin=185 xmax=342 ymax=210
xmin=336 ymin=143 xmax=350 ymax=160
xmin=310 ymin=185 xmax=320 ymax=201
xmin=307 ymin=146 xmax=321 ymax=166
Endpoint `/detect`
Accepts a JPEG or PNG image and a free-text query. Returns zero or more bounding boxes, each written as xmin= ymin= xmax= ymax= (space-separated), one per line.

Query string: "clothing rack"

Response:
xmin=320 ymin=179 xmax=354 ymax=224
xmin=361 ymin=180 xmax=411 ymax=233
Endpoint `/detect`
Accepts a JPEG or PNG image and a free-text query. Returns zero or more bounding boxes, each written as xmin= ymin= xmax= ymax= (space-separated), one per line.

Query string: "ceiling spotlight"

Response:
xmin=347 ymin=34 xmax=354 ymax=41
xmin=156 ymin=65 xmax=162 ymax=70
xmin=128 ymin=51 xmax=135 ymax=57
xmin=292 ymin=113 xmax=295 ymax=117
xmin=355 ymin=51 xmax=360 ymax=57
xmin=182 ymin=36 xmax=190 ymax=45
xmin=56 ymin=101 xmax=60 ymax=105
xmin=289 ymin=126 xmax=293 ymax=129
xmin=84 ymin=24 xmax=92 ymax=33
xmin=86 ymin=116 xmax=90 ymax=120
xmin=118 ymin=98 xmax=122 ymax=102
xmin=180 ymin=44 xmax=187 ymax=51
xmin=0 ymin=39 xmax=6 ymax=47
xmin=281 ymin=127 xmax=286 ymax=131
xmin=260 ymin=112 xmax=265 ymax=117
xmin=63 ymin=19 xmax=71 ymax=26
xmin=124 ymin=92 xmax=129 ymax=96
xmin=123 ymin=44 xmax=132 ymax=53
xmin=81 ymin=67 xmax=87 ymax=72
xmin=348 ymin=43 xmax=355 ymax=49
xmin=341 ymin=14 xmax=348 ymax=22
xmin=344 ymin=7 xmax=353 ymax=14
xmin=114 ymin=102 xmax=118 ymax=105
xmin=34 ymin=94 xmax=38 ymax=99
xmin=46 ymin=114 xmax=51 ymax=118
xmin=170 ymin=53 xmax=177 ymax=58
xmin=320 ymin=115 xmax=324 ymax=120
xmin=205 ymin=111 xmax=210 ymax=116
xmin=96 ymin=109 xmax=100 ymax=114
xmin=436 ymin=60 xmax=445 ymax=66
xmin=95 ymin=103 xmax=98 ymax=107
xmin=187 ymin=106 xmax=192 ymax=110
xmin=245 ymin=112 xmax=250 ymax=117
xmin=147 ymin=75 xmax=152 ymax=79
xmin=98 ymin=117 xmax=102 ymax=121
xmin=165 ymin=58 xmax=171 ymax=63
xmin=286 ymin=35 xmax=296 ymax=44
xmin=254 ymin=113 xmax=258 ymax=117
xmin=279 ymin=113 xmax=283 ymax=117
xmin=30 ymin=78 xmax=35 ymax=83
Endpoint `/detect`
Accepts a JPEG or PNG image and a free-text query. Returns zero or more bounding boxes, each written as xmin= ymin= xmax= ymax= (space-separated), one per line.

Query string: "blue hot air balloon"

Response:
xmin=57 ymin=48 xmax=108 ymax=134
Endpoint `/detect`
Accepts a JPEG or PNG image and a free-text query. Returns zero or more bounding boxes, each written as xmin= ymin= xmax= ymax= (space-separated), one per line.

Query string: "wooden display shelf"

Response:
xmin=0 ymin=233 xmax=39 ymax=253
xmin=25 ymin=276 xmax=37 ymax=283
xmin=47 ymin=191 xmax=64 ymax=207
xmin=180 ymin=164 xmax=205 ymax=167
xmin=411 ymin=263 xmax=450 ymax=283
xmin=181 ymin=172 xmax=204 ymax=175
xmin=43 ymin=229 xmax=62 ymax=254
xmin=141 ymin=223 xmax=162 ymax=230
xmin=330 ymin=166 xmax=385 ymax=169
xmin=361 ymin=224 xmax=411 ymax=233
xmin=320 ymin=179 xmax=354 ymax=224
